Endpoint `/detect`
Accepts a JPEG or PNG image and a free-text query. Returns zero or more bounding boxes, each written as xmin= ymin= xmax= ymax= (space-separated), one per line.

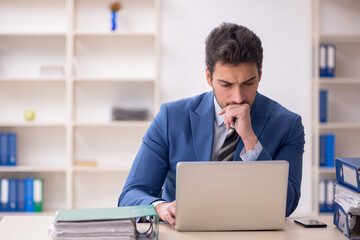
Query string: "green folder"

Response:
xmin=55 ymin=205 xmax=158 ymax=222
xmin=53 ymin=205 xmax=159 ymax=240
xmin=33 ymin=178 xmax=43 ymax=212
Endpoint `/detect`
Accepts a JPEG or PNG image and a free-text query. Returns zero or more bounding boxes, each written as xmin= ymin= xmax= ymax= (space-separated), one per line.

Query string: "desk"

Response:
xmin=0 ymin=215 xmax=348 ymax=240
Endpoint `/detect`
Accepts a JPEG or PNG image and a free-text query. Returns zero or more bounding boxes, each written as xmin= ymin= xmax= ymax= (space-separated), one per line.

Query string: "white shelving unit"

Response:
xmin=0 ymin=0 xmax=160 ymax=212
xmin=312 ymin=0 xmax=360 ymax=214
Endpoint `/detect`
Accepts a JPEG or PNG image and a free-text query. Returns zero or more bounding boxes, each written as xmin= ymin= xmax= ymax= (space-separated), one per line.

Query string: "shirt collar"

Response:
xmin=213 ymin=97 xmax=224 ymax=127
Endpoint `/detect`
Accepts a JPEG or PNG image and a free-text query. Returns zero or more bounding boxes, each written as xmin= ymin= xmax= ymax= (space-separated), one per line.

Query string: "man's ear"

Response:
xmin=206 ymin=68 xmax=212 ymax=87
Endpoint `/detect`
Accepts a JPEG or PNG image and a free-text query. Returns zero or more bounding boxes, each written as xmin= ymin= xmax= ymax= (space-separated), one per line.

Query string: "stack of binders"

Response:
xmin=0 ymin=132 xmax=17 ymax=166
xmin=333 ymin=157 xmax=360 ymax=239
xmin=0 ymin=178 xmax=43 ymax=212
xmin=48 ymin=205 xmax=159 ymax=240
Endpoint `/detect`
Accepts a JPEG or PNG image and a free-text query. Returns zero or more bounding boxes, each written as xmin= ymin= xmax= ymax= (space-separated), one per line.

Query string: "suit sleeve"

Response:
xmin=257 ymin=115 xmax=305 ymax=217
xmin=118 ymin=104 xmax=170 ymax=207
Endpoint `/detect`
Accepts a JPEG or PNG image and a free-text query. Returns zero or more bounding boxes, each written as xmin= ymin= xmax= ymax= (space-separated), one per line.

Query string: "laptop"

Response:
xmin=175 ymin=160 xmax=289 ymax=231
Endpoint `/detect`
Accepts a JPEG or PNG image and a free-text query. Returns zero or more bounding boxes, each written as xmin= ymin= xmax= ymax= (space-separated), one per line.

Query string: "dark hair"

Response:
xmin=205 ymin=22 xmax=263 ymax=79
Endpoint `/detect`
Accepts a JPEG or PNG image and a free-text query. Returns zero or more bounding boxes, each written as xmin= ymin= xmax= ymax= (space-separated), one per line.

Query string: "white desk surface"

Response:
xmin=0 ymin=215 xmax=348 ymax=240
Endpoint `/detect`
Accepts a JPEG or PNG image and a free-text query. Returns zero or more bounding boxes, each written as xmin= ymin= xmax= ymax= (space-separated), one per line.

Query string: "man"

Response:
xmin=118 ymin=22 xmax=305 ymax=225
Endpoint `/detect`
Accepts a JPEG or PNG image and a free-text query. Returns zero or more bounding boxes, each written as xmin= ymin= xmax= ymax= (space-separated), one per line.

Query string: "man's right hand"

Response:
xmin=155 ymin=200 xmax=176 ymax=225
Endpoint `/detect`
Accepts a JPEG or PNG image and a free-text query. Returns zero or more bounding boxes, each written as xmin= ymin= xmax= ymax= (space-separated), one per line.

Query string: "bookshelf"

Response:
xmin=0 ymin=0 xmax=160 ymax=213
xmin=312 ymin=0 xmax=360 ymax=214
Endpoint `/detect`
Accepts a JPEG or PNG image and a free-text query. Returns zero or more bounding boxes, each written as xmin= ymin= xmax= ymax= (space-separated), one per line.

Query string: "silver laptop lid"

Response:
xmin=175 ymin=161 xmax=289 ymax=231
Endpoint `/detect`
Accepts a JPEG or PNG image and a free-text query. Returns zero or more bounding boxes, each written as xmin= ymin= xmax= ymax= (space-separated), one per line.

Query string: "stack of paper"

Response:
xmin=48 ymin=205 xmax=159 ymax=240
xmin=49 ymin=219 xmax=136 ymax=240
xmin=335 ymin=183 xmax=360 ymax=215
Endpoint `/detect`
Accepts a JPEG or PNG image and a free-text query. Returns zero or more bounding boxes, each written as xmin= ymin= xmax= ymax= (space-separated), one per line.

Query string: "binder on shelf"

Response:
xmin=319 ymin=89 xmax=327 ymax=123
xmin=33 ymin=178 xmax=43 ymax=212
xmin=17 ymin=179 xmax=26 ymax=212
xmin=25 ymin=178 xmax=34 ymax=212
xmin=319 ymin=43 xmax=336 ymax=78
xmin=319 ymin=133 xmax=335 ymax=167
xmin=0 ymin=133 xmax=8 ymax=166
xmin=7 ymin=133 xmax=17 ymax=166
xmin=1 ymin=179 xmax=9 ymax=211
xmin=334 ymin=202 xmax=360 ymax=239
xmin=49 ymin=205 xmax=159 ymax=240
xmin=319 ymin=179 xmax=334 ymax=213
xmin=336 ymin=158 xmax=360 ymax=193
xmin=319 ymin=44 xmax=327 ymax=77
xmin=8 ymin=179 xmax=17 ymax=212
xmin=319 ymin=135 xmax=326 ymax=167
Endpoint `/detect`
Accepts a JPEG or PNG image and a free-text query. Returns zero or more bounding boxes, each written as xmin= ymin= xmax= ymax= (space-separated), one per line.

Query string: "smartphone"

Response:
xmin=294 ymin=219 xmax=327 ymax=228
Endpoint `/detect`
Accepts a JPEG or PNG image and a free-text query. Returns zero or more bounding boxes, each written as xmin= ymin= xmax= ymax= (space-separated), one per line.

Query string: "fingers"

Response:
xmin=155 ymin=201 xmax=176 ymax=225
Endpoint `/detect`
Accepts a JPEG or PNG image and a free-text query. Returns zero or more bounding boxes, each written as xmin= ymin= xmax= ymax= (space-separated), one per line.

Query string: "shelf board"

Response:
xmin=73 ymin=164 xmax=132 ymax=172
xmin=0 ymin=32 xmax=66 ymax=37
xmin=0 ymin=211 xmax=56 ymax=216
xmin=315 ymin=78 xmax=360 ymax=85
xmin=74 ymin=121 xmax=151 ymax=128
xmin=0 ymin=165 xmax=66 ymax=173
xmin=0 ymin=122 xmax=66 ymax=128
xmin=74 ymin=77 xmax=155 ymax=83
xmin=74 ymin=32 xmax=155 ymax=37
xmin=320 ymin=34 xmax=360 ymax=42
xmin=318 ymin=122 xmax=360 ymax=130
xmin=318 ymin=167 xmax=335 ymax=175
xmin=0 ymin=77 xmax=66 ymax=82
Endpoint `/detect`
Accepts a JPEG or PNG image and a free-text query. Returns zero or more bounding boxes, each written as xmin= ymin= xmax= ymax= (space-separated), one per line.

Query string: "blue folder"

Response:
xmin=18 ymin=179 xmax=26 ymax=212
xmin=8 ymin=179 xmax=18 ymax=211
xmin=7 ymin=133 xmax=17 ymax=166
xmin=336 ymin=157 xmax=360 ymax=192
xmin=334 ymin=202 xmax=360 ymax=239
xmin=25 ymin=178 xmax=35 ymax=212
xmin=0 ymin=133 xmax=8 ymax=166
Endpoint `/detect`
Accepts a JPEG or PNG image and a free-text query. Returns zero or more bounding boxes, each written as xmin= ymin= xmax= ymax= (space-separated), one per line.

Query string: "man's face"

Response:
xmin=206 ymin=62 xmax=262 ymax=109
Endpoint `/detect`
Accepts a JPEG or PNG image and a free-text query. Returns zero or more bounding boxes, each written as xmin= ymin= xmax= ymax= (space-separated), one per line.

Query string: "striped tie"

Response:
xmin=217 ymin=128 xmax=240 ymax=161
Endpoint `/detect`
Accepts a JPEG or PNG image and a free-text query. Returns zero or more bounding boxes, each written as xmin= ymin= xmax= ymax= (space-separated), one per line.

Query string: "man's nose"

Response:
xmin=231 ymin=87 xmax=245 ymax=104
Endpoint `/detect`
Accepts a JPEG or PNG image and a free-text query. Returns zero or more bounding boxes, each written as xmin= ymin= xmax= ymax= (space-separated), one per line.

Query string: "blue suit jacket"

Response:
xmin=118 ymin=91 xmax=305 ymax=217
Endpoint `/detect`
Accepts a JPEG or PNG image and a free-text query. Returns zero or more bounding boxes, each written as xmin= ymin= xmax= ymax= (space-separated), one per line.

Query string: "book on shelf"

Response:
xmin=0 ymin=132 xmax=17 ymax=166
xmin=0 ymin=177 xmax=43 ymax=212
xmin=319 ymin=43 xmax=336 ymax=78
xmin=319 ymin=179 xmax=334 ymax=213
xmin=333 ymin=157 xmax=360 ymax=239
xmin=39 ymin=65 xmax=65 ymax=76
xmin=319 ymin=89 xmax=328 ymax=123
xmin=111 ymin=107 xmax=149 ymax=121
xmin=319 ymin=133 xmax=335 ymax=167
xmin=48 ymin=205 xmax=159 ymax=240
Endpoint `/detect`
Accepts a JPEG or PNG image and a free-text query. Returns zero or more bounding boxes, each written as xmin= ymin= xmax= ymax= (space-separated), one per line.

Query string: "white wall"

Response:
xmin=160 ymin=0 xmax=312 ymax=215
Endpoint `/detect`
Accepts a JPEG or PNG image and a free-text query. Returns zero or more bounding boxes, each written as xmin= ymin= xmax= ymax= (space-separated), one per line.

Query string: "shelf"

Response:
xmin=0 ymin=165 xmax=66 ymax=173
xmin=74 ymin=77 xmax=155 ymax=83
xmin=73 ymin=164 xmax=132 ymax=173
xmin=74 ymin=32 xmax=155 ymax=37
xmin=313 ymin=78 xmax=360 ymax=84
xmin=319 ymin=167 xmax=335 ymax=175
xmin=0 ymin=77 xmax=65 ymax=82
xmin=74 ymin=121 xmax=151 ymax=128
xmin=0 ymin=123 xmax=66 ymax=128
xmin=316 ymin=122 xmax=360 ymax=130
xmin=320 ymin=34 xmax=360 ymax=42
xmin=0 ymin=33 xmax=66 ymax=37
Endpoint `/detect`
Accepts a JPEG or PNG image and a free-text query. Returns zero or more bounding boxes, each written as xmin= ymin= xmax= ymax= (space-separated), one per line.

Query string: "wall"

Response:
xmin=160 ymin=0 xmax=312 ymax=215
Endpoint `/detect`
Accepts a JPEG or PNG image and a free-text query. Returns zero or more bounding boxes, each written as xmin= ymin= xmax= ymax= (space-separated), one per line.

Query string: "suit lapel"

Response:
xmin=233 ymin=92 xmax=269 ymax=161
xmin=190 ymin=92 xmax=214 ymax=161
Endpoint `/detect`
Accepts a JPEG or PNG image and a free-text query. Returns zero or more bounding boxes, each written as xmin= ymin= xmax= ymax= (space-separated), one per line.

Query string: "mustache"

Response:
xmin=226 ymin=100 xmax=249 ymax=106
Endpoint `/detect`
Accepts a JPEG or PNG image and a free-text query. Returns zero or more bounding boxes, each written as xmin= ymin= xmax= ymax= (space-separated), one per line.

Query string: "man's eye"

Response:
xmin=246 ymin=82 xmax=254 ymax=86
xmin=221 ymin=84 xmax=231 ymax=87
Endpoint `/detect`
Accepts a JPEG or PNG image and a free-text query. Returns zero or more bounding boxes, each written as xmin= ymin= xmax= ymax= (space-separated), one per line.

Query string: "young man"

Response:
xmin=118 ymin=22 xmax=305 ymax=225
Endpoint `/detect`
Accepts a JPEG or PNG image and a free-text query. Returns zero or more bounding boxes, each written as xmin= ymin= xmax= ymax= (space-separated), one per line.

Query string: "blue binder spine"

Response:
xmin=25 ymin=178 xmax=35 ymax=212
xmin=326 ymin=180 xmax=334 ymax=212
xmin=8 ymin=179 xmax=18 ymax=211
xmin=319 ymin=134 xmax=326 ymax=167
xmin=319 ymin=89 xmax=327 ymax=123
xmin=0 ymin=178 xmax=1 ymax=211
xmin=325 ymin=134 xmax=335 ymax=167
xmin=7 ymin=133 xmax=17 ymax=166
xmin=1 ymin=178 xmax=9 ymax=211
xmin=326 ymin=44 xmax=336 ymax=77
xmin=17 ymin=179 xmax=25 ymax=212
xmin=335 ymin=157 xmax=360 ymax=192
xmin=0 ymin=133 xmax=8 ymax=166
xmin=319 ymin=44 xmax=327 ymax=77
